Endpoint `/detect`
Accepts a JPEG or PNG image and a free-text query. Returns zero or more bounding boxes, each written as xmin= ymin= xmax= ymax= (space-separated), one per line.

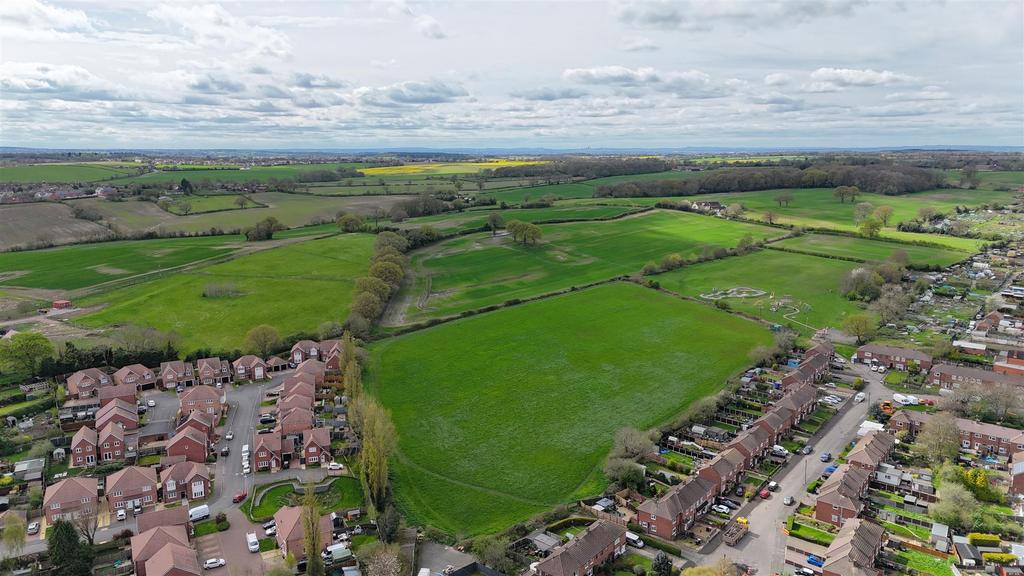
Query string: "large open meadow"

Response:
xmin=771 ymin=234 xmax=971 ymax=267
xmin=395 ymin=204 xmax=638 ymax=233
xmin=654 ymin=249 xmax=866 ymax=333
xmin=0 ymin=162 xmax=142 ymax=183
xmin=0 ymin=235 xmax=244 ymax=291
xmin=104 ymin=162 xmax=370 ymax=185
xmin=74 ymin=234 xmax=374 ymax=352
xmin=397 ymin=210 xmax=785 ymax=323
xmin=370 ymin=282 xmax=771 ymax=535
xmin=480 ymin=170 xmax=705 ymax=204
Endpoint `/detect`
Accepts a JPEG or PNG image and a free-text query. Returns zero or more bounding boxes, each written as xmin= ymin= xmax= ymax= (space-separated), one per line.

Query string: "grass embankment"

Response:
xmin=370 ymin=282 xmax=771 ymax=536
xmin=76 ymin=234 xmax=374 ymax=352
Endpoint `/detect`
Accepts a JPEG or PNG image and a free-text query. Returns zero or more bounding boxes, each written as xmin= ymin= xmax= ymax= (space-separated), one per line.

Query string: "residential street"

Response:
xmin=701 ymin=361 xmax=891 ymax=574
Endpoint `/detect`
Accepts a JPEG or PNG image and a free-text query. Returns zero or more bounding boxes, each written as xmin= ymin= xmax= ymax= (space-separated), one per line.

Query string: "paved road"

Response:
xmin=702 ymin=362 xmax=891 ymax=574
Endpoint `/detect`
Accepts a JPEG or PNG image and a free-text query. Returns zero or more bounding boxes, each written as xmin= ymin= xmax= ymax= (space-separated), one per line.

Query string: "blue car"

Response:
xmin=820 ymin=452 xmax=832 ymax=462
xmin=807 ymin=554 xmax=824 ymax=568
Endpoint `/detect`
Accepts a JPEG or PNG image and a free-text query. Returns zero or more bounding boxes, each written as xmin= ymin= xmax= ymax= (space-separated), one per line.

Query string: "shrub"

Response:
xmin=967 ymin=533 xmax=1000 ymax=547
xmin=217 ymin=520 xmax=230 ymax=532
xmin=215 ymin=512 xmax=227 ymax=524
xmin=982 ymin=552 xmax=1015 ymax=565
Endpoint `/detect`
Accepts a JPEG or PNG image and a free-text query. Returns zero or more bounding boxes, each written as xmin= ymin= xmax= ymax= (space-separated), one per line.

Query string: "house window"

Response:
xmin=103 ymin=443 xmax=109 ymax=448
xmin=166 ymin=480 xmax=176 ymax=492
xmin=143 ymin=495 xmax=152 ymax=503
xmin=309 ymin=447 xmax=317 ymax=453
xmin=142 ymin=485 xmax=151 ymax=492
xmin=50 ymin=503 xmax=60 ymax=510
xmin=81 ymin=498 xmax=89 ymax=503
xmin=112 ymin=490 xmax=123 ymax=497
xmin=75 ymin=448 xmax=81 ymax=453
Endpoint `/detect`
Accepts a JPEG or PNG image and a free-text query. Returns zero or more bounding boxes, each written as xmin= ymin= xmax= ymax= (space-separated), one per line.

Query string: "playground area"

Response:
xmin=699 ymin=286 xmax=767 ymax=300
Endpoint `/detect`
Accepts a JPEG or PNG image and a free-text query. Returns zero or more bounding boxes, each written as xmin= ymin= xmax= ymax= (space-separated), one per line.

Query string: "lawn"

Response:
xmin=249 ymin=477 xmax=364 ymax=521
xmin=0 ymin=235 xmax=243 ymax=291
xmin=0 ymin=162 xmax=141 ymax=183
xmin=395 ymin=205 xmax=638 ymax=233
xmin=770 ymin=234 xmax=971 ymax=267
xmin=399 ymin=210 xmax=784 ymax=323
xmin=892 ymin=549 xmax=956 ymax=576
xmin=611 ymin=554 xmax=653 ymax=576
xmin=654 ymin=249 xmax=866 ymax=333
xmin=75 ymin=234 xmax=375 ymax=352
xmin=193 ymin=520 xmax=219 ymax=537
xmin=370 ymin=282 xmax=772 ymax=536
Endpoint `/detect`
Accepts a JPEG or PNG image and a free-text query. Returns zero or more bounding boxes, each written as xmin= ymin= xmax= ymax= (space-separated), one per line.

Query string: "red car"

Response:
xmin=232 ymin=491 xmax=247 ymax=503
xmin=759 ymin=489 xmax=770 ymax=499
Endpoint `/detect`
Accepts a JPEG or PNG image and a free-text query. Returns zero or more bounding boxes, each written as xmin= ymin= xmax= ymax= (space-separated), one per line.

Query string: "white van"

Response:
xmin=854 ymin=392 xmax=866 ymax=403
xmin=189 ymin=504 xmax=210 ymax=522
xmin=246 ymin=532 xmax=259 ymax=553
xmin=241 ymin=444 xmax=250 ymax=454
xmin=625 ymin=531 xmax=644 ymax=548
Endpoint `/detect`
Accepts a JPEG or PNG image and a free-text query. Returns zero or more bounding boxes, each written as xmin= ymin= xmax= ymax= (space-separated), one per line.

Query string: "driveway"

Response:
xmin=701 ymin=362 xmax=891 ymax=573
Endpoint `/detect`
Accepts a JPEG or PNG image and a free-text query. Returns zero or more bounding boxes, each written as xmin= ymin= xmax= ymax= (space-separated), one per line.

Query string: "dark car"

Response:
xmin=232 ymin=491 xmax=247 ymax=503
xmin=734 ymin=485 xmax=745 ymax=497
xmin=820 ymin=452 xmax=832 ymax=462
xmin=220 ymin=446 xmax=230 ymax=456
xmin=801 ymin=445 xmax=813 ymax=455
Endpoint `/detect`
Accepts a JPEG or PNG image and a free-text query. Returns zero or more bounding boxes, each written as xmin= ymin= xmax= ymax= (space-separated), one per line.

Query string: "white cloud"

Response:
xmin=615 ymin=0 xmax=866 ymax=31
xmin=356 ymin=80 xmax=468 ymax=107
xmin=763 ymin=73 xmax=791 ymax=86
xmin=810 ymin=67 xmax=915 ymax=87
xmin=510 ymin=87 xmax=588 ymax=101
xmin=0 ymin=61 xmax=127 ymax=101
xmin=414 ymin=14 xmax=446 ymax=39
xmin=564 ymin=66 xmax=728 ymax=98
xmin=147 ymin=3 xmax=291 ymax=58
xmin=620 ymin=36 xmax=659 ymax=52
xmin=563 ymin=66 xmax=661 ymax=85
xmin=0 ymin=0 xmax=93 ymax=32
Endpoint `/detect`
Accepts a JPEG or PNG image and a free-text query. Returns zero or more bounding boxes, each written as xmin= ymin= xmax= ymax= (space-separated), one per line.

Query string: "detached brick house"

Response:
xmin=114 ymin=364 xmax=157 ymax=390
xmin=166 ymin=427 xmax=208 ymax=463
xmin=144 ymin=542 xmax=201 ymax=576
xmin=273 ymin=506 xmax=332 ymax=561
xmin=178 ymin=385 xmax=224 ymax=422
xmin=278 ymin=407 xmax=313 ymax=436
xmin=696 ymin=447 xmax=745 ymax=495
xmin=232 ymin=355 xmax=269 ymax=381
xmin=636 ymin=476 xmax=714 ymax=539
xmin=175 ymin=411 xmax=214 ymax=442
xmin=253 ymin=433 xmax=282 ymax=471
xmin=136 ymin=506 xmax=189 ymax=534
xmin=99 ymin=382 xmax=138 ymax=407
xmin=70 ymin=426 xmax=97 ymax=468
xmin=66 ymin=368 xmax=110 ymax=399
xmin=195 ymin=357 xmax=231 ymax=386
xmin=106 ymin=466 xmax=158 ymax=512
xmin=96 ymin=398 xmax=139 ymax=431
xmin=98 ymin=422 xmax=126 ymax=463
xmin=928 ymin=363 xmax=1023 ymax=390
xmin=43 ymin=477 xmax=98 ymax=523
xmin=815 ymin=464 xmax=870 ymax=527
xmin=290 ymin=340 xmax=321 ymax=364
xmin=302 ymin=428 xmax=331 ymax=465
xmin=534 ymin=521 xmax=627 ymax=576
xmin=160 ymin=461 xmax=210 ymax=502
xmin=321 ymin=340 xmax=343 ymax=372
xmin=131 ymin=525 xmax=190 ymax=576
xmin=159 ymin=361 xmax=195 ymax=389
xmin=855 ymin=344 xmax=932 ymax=371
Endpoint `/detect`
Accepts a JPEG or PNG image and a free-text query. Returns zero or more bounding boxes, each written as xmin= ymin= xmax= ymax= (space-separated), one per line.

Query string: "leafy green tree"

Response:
xmin=179 ymin=178 xmax=194 ymax=195
xmin=302 ymin=485 xmax=325 ymax=576
xmin=487 ymin=212 xmax=505 ymax=236
xmin=842 ymin=313 xmax=876 ymax=344
xmin=3 ymin=514 xmax=25 ymax=558
xmin=652 ymin=552 xmax=672 ymax=576
xmin=244 ymin=325 xmax=281 ymax=357
xmin=0 ymin=332 xmax=54 ymax=375
xmin=859 ymin=217 xmax=882 ymax=238
xmin=47 ymin=520 xmax=92 ymax=576
xmin=337 ymin=213 xmax=366 ymax=233
xmin=873 ymin=205 xmax=894 ymax=226
xmin=378 ymin=503 xmax=400 ymax=543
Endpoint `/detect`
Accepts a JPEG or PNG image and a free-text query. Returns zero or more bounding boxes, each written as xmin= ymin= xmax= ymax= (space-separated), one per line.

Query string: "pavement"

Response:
xmin=700 ymin=361 xmax=892 ymax=574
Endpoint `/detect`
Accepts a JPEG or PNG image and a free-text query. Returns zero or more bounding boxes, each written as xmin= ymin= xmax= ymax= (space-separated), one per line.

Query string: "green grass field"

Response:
xmin=371 ymin=282 xmax=771 ymax=535
xmin=655 ymin=249 xmax=866 ymax=333
xmin=771 ymin=234 xmax=971 ymax=267
xmin=105 ymin=162 xmax=371 ymax=185
xmin=75 ymin=234 xmax=374 ymax=352
xmin=481 ymin=170 xmax=704 ymax=204
xmin=164 ymin=194 xmax=256 ymax=215
xmin=396 ymin=205 xmax=637 ymax=232
xmin=0 ymin=162 xmax=141 ymax=183
xmin=399 ymin=210 xmax=784 ymax=322
xmin=0 ymin=235 xmax=243 ymax=291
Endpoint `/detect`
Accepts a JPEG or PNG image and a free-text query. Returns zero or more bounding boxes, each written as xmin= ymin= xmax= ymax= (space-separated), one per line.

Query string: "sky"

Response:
xmin=1 ymin=0 xmax=1022 ymax=150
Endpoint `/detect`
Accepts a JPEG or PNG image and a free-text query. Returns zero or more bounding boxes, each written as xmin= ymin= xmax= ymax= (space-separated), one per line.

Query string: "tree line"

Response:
xmin=344 ymin=231 xmax=410 ymax=337
xmin=488 ymin=157 xmax=673 ymax=179
xmin=595 ymin=163 xmax=944 ymax=198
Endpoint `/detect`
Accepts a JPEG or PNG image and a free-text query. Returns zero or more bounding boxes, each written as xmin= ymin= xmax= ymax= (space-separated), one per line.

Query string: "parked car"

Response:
xmin=870 ymin=364 xmax=878 ymax=372
xmin=711 ymin=505 xmax=730 ymax=515
xmin=262 ymin=520 xmax=276 ymax=530
xmin=768 ymin=481 xmax=779 ymax=491
xmin=759 ymin=489 xmax=770 ymax=499
xmin=117 ymin=509 xmax=127 ymax=521
xmin=795 ymin=568 xmax=815 ymax=576
xmin=27 ymin=522 xmax=39 ymax=535
xmin=257 ymin=428 xmax=274 ymax=435
xmin=233 ymin=492 xmax=247 ymax=503
xmin=225 ymin=431 xmax=234 ymax=441
xmin=718 ymin=498 xmax=740 ymax=509
xmin=327 ymin=462 xmax=344 ymax=471
xmin=203 ymin=558 xmax=226 ymax=570
xmin=783 ymin=495 xmax=794 ymax=506
xmin=734 ymin=485 xmax=745 ymax=497
xmin=147 ymin=399 xmax=156 ymax=407
xmin=221 ymin=446 xmax=230 ymax=456
xmin=801 ymin=445 xmax=813 ymax=455
xmin=854 ymin=392 xmax=866 ymax=403
xmin=807 ymin=554 xmax=824 ymax=568
xmin=137 ymin=404 xmax=147 ymax=414
xmin=259 ymin=415 xmax=276 ymax=425
xmin=265 ymin=526 xmax=277 ymax=536
xmin=820 ymin=452 xmax=832 ymax=462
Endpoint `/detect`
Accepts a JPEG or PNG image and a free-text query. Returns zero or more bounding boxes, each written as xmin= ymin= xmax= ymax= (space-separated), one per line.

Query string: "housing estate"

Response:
xmin=533 ymin=521 xmax=627 ymax=576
